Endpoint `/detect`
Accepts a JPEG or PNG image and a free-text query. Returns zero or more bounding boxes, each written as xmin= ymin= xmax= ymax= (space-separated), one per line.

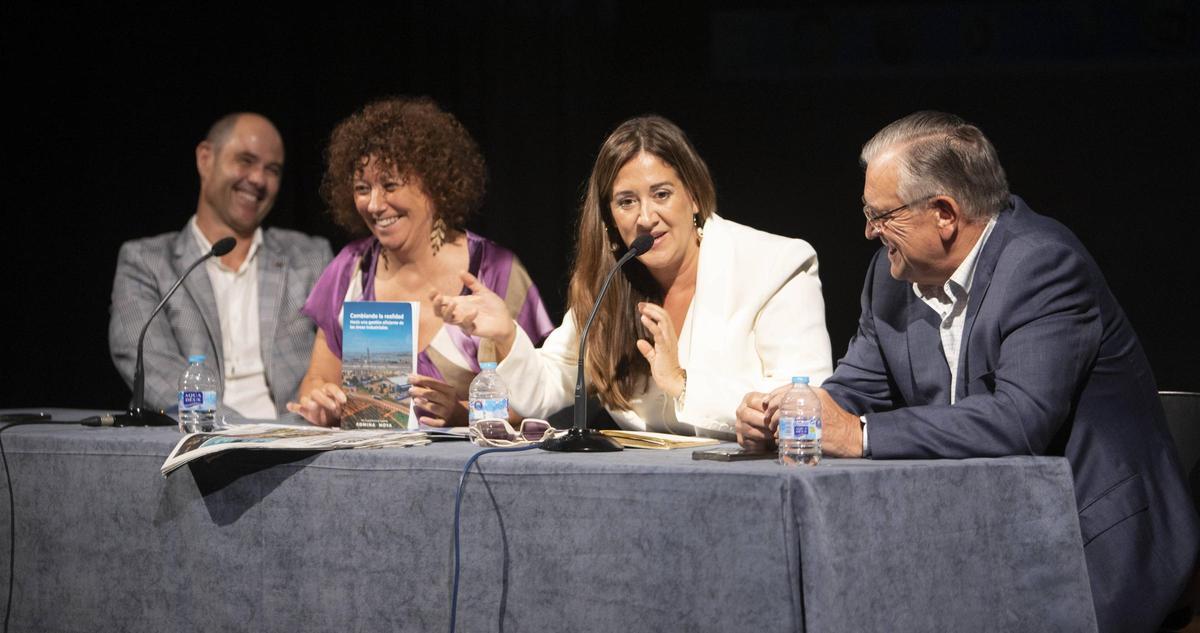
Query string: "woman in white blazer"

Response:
xmin=434 ymin=115 xmax=832 ymax=439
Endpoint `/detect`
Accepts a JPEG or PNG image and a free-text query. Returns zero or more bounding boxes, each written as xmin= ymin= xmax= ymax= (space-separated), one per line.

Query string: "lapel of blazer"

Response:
xmin=172 ymin=226 xmax=225 ymax=376
xmin=954 ymin=205 xmax=1013 ymax=401
xmin=257 ymin=228 xmax=287 ymax=388
xmin=682 ymin=215 xmax=729 ymax=369
xmin=904 ymin=296 xmax=952 ymax=405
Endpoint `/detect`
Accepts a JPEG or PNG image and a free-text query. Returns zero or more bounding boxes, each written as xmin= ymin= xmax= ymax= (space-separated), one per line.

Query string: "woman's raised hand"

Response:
xmin=635 ymin=302 xmax=686 ymax=399
xmin=430 ymin=272 xmax=518 ymax=355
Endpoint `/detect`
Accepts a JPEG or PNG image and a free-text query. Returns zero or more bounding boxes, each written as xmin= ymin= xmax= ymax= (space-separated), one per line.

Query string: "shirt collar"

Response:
xmin=189 ymin=215 xmax=263 ymax=274
xmin=914 ymin=216 xmax=997 ymax=303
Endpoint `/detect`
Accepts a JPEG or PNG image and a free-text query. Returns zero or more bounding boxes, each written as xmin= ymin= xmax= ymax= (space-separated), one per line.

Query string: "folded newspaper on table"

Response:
xmin=597 ymin=429 xmax=721 ymax=450
xmin=160 ymin=423 xmax=431 ymax=476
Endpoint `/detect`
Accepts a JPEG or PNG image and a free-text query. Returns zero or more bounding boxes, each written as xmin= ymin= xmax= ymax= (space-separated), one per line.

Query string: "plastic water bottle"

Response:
xmin=468 ymin=362 xmax=509 ymax=426
xmin=178 ymin=354 xmax=219 ymax=433
xmin=778 ymin=376 xmax=821 ymax=466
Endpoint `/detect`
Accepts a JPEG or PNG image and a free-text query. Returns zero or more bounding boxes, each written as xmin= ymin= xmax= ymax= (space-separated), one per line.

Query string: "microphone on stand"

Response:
xmin=84 ymin=237 xmax=237 ymax=428
xmin=542 ymin=232 xmax=654 ymax=452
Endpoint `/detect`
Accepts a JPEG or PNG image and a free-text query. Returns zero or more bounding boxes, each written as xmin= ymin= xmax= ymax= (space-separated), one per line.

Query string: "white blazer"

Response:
xmin=497 ymin=214 xmax=833 ymax=438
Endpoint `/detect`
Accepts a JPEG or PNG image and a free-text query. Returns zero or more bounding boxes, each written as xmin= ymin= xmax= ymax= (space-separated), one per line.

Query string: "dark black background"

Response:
xmin=5 ymin=2 xmax=1198 ymax=409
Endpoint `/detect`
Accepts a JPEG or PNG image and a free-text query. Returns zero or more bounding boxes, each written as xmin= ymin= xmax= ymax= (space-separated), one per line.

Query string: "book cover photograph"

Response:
xmin=341 ymin=301 xmax=419 ymax=430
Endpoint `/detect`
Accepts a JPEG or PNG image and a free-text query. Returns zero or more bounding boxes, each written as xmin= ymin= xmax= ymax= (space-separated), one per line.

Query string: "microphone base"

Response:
xmin=112 ymin=408 xmax=177 ymax=427
xmin=540 ymin=427 xmax=623 ymax=452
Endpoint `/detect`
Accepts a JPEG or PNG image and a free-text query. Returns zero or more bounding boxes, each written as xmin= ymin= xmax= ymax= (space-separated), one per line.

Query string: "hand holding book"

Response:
xmin=287 ymin=378 xmax=348 ymax=427
xmin=409 ymin=373 xmax=468 ymax=427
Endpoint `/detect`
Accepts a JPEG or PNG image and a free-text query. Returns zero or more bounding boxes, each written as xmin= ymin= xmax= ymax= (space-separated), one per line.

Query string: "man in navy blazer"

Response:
xmin=737 ymin=111 xmax=1198 ymax=632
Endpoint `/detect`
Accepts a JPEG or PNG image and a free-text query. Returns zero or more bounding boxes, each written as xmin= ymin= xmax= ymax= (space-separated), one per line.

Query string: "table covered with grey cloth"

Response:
xmin=0 ymin=416 xmax=1097 ymax=632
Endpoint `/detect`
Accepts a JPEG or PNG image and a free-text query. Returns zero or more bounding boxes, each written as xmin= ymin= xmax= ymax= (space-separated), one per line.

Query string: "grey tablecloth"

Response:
xmin=0 ymin=416 xmax=1097 ymax=632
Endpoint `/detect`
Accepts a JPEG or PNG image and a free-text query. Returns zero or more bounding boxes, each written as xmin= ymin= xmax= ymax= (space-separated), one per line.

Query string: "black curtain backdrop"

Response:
xmin=5 ymin=2 xmax=1197 ymax=409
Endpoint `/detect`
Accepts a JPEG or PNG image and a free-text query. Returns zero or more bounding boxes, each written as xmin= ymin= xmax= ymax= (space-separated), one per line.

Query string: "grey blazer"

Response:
xmin=823 ymin=196 xmax=1199 ymax=632
xmin=108 ymin=222 xmax=332 ymax=416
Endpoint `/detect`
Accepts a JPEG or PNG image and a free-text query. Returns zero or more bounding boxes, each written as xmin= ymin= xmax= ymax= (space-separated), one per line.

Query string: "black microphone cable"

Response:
xmin=448 ymin=443 xmax=541 ymax=633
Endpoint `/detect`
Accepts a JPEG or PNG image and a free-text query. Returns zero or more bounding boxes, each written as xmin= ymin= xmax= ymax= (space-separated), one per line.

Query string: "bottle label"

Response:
xmin=470 ymin=397 xmax=508 ymax=422
xmin=179 ymin=390 xmax=217 ymax=412
xmin=778 ymin=415 xmax=821 ymax=442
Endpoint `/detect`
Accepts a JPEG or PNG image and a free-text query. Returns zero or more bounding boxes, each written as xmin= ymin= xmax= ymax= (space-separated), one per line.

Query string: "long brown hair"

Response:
xmin=569 ymin=115 xmax=716 ymax=411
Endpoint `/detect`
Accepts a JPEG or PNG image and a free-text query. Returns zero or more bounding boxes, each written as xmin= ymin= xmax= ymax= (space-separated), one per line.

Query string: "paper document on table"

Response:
xmin=160 ymin=423 xmax=430 ymax=476
xmin=598 ymin=430 xmax=721 ymax=450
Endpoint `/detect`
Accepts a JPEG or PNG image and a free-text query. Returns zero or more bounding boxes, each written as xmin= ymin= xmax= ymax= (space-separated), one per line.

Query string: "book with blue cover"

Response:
xmin=340 ymin=301 xmax=418 ymax=430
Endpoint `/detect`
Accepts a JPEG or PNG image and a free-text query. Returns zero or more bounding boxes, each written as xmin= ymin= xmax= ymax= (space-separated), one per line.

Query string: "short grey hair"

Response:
xmin=860 ymin=111 xmax=1010 ymax=221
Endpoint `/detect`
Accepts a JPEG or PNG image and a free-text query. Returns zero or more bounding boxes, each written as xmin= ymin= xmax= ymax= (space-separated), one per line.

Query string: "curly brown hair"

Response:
xmin=321 ymin=96 xmax=487 ymax=236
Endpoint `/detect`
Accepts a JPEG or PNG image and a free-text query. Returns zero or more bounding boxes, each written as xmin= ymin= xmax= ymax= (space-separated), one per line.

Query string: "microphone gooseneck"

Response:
xmin=117 ymin=237 xmax=238 ymax=427
xmin=542 ymin=232 xmax=653 ymax=452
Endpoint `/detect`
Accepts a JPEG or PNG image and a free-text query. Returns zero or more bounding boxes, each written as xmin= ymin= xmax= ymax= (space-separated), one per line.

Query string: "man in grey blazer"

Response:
xmin=109 ymin=113 xmax=332 ymax=419
xmin=737 ymin=111 xmax=1198 ymax=632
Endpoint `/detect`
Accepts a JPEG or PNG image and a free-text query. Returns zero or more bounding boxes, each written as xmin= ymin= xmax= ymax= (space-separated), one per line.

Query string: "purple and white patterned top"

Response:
xmin=301 ymin=232 xmax=553 ymax=392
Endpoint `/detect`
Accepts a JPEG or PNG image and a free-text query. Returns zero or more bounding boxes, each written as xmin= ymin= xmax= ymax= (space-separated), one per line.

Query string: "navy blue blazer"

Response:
xmin=824 ymin=196 xmax=1199 ymax=633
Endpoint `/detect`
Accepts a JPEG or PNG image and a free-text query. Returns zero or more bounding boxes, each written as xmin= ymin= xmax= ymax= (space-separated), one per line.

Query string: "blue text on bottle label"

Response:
xmin=779 ymin=416 xmax=821 ymax=442
xmin=470 ymin=397 xmax=508 ymax=421
xmin=179 ymin=390 xmax=217 ymax=411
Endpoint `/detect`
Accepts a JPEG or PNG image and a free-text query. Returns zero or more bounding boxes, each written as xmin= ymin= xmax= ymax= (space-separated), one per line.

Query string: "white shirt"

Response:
xmin=189 ymin=217 xmax=277 ymax=420
xmin=912 ymin=216 xmax=996 ymax=404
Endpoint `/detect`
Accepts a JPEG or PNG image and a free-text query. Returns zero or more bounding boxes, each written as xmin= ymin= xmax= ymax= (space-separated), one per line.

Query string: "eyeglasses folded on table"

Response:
xmin=467 ymin=418 xmax=556 ymax=447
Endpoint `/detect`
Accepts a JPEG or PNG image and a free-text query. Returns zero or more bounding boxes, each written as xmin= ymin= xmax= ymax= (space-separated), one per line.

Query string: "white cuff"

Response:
xmin=860 ymin=415 xmax=870 ymax=457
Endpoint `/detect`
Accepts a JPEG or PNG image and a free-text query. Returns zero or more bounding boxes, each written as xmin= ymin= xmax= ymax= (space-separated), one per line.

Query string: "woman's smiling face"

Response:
xmin=353 ymin=157 xmax=436 ymax=255
xmin=609 ymin=151 xmax=700 ymax=280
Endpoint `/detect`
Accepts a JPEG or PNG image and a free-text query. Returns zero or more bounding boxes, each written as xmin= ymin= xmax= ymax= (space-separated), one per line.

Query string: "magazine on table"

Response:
xmin=160 ymin=424 xmax=431 ymax=476
xmin=340 ymin=301 xmax=419 ymax=430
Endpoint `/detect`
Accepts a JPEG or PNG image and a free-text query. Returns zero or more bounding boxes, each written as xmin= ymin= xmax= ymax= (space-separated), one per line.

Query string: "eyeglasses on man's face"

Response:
xmin=862 ymin=194 xmax=938 ymax=230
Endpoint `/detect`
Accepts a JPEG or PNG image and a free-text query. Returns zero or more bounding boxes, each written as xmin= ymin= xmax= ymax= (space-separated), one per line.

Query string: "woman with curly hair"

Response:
xmin=289 ymin=96 xmax=553 ymax=427
xmin=433 ymin=115 xmax=832 ymax=439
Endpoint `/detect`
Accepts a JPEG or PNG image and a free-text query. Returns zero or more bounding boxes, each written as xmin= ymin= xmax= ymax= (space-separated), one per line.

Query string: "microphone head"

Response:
xmin=629 ymin=233 xmax=654 ymax=256
xmin=211 ymin=237 xmax=237 ymax=257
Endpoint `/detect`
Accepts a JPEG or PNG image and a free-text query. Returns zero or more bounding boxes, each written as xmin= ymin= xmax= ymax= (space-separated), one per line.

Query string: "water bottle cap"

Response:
xmin=480 ymin=362 xmax=498 ymax=370
xmin=188 ymin=355 xmax=207 ymax=363
xmin=791 ymin=376 xmax=810 ymax=384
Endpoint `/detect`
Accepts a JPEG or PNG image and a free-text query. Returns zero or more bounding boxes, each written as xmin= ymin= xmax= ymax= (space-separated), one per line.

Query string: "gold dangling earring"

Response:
xmin=693 ymin=214 xmax=704 ymax=242
xmin=430 ymin=216 xmax=447 ymax=256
